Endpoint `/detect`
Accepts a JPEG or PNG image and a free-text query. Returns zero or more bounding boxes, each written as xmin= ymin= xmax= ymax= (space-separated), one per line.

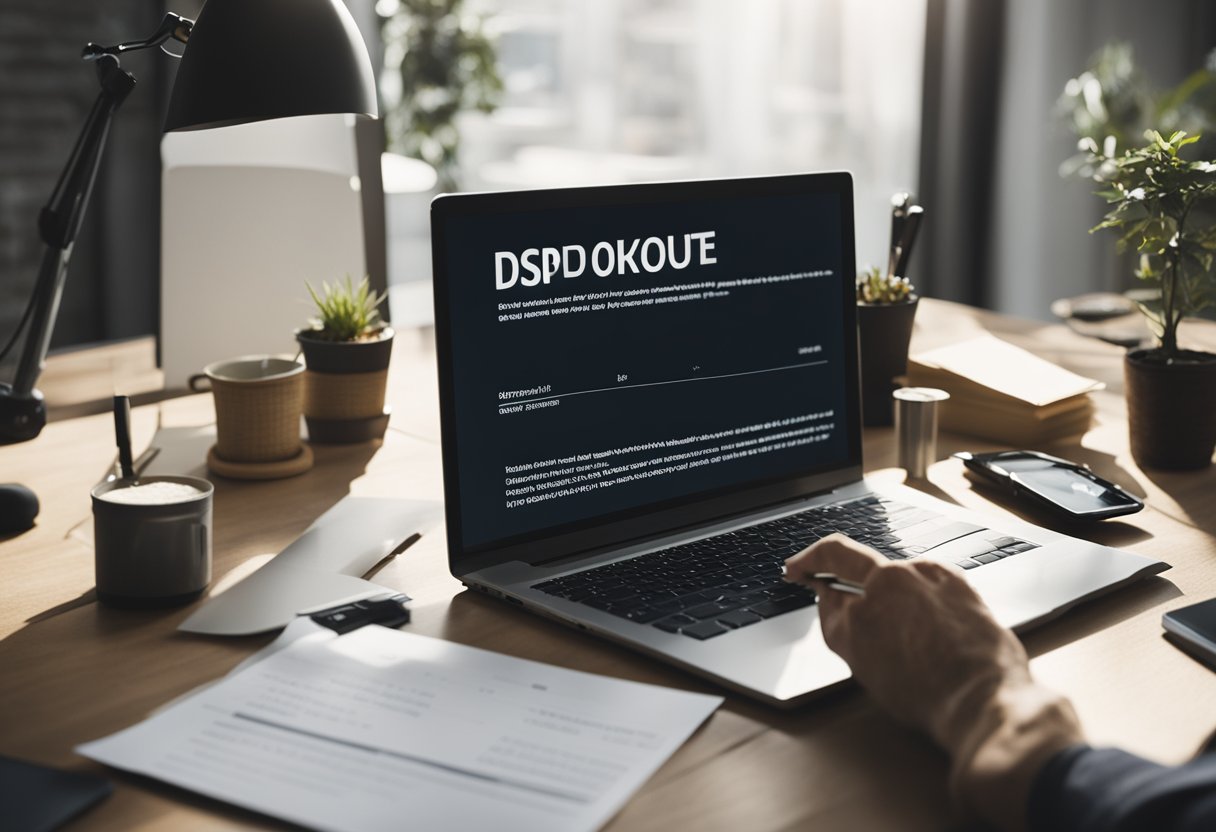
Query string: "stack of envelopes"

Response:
xmin=905 ymin=334 xmax=1103 ymax=445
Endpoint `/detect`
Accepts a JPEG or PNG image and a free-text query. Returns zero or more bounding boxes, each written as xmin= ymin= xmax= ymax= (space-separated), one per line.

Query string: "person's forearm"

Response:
xmin=943 ymin=680 xmax=1084 ymax=831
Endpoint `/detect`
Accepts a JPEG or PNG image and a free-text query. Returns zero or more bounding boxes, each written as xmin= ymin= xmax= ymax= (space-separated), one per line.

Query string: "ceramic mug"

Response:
xmin=92 ymin=475 xmax=213 ymax=608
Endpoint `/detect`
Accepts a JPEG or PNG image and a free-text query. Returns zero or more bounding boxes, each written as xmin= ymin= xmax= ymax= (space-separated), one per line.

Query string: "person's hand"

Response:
xmin=784 ymin=534 xmax=1028 ymax=740
xmin=785 ymin=535 xmax=1083 ymax=831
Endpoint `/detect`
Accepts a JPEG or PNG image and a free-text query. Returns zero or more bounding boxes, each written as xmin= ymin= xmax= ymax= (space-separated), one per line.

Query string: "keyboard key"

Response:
xmin=654 ymin=614 xmax=697 ymax=633
xmin=685 ymin=600 xmax=744 ymax=620
xmin=680 ymin=620 xmax=731 ymax=640
xmin=748 ymin=594 xmax=815 ymax=618
xmin=716 ymin=610 xmax=764 ymax=629
xmin=973 ymin=553 xmax=1001 ymax=564
xmin=985 ymin=536 xmax=1019 ymax=548
xmin=625 ymin=607 xmax=671 ymax=624
xmin=763 ymin=584 xmax=804 ymax=600
xmin=955 ymin=559 xmax=980 ymax=569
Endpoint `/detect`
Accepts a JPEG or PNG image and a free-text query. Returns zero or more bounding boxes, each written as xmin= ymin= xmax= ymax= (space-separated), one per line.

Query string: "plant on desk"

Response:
xmin=1085 ymin=130 xmax=1216 ymax=469
xmin=295 ymin=276 xmax=395 ymax=443
xmin=857 ymin=266 xmax=919 ymax=427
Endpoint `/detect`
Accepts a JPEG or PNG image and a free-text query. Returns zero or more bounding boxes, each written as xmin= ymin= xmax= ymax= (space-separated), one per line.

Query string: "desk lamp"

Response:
xmin=0 ymin=0 xmax=376 ymax=441
xmin=0 ymin=0 xmax=376 ymax=445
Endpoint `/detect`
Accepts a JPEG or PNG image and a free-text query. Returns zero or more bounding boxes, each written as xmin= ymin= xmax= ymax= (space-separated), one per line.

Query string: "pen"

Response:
xmin=892 ymin=204 xmax=924 ymax=279
xmin=781 ymin=566 xmax=867 ymax=597
xmin=113 ymin=395 xmax=135 ymax=480
xmin=887 ymin=192 xmax=911 ymax=280
xmin=808 ymin=572 xmax=866 ymax=596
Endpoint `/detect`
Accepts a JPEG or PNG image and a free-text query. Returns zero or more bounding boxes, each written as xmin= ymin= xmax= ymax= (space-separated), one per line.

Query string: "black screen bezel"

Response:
xmin=431 ymin=172 xmax=863 ymax=574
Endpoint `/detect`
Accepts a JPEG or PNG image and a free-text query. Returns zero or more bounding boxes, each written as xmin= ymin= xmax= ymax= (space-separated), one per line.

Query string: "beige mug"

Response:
xmin=190 ymin=356 xmax=305 ymax=463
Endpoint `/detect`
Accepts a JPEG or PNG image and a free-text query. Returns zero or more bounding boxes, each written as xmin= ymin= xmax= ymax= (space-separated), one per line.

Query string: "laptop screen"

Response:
xmin=433 ymin=173 xmax=860 ymax=559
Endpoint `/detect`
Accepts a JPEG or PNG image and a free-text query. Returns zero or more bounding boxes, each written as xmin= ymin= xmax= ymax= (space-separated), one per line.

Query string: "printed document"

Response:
xmin=77 ymin=622 xmax=722 ymax=831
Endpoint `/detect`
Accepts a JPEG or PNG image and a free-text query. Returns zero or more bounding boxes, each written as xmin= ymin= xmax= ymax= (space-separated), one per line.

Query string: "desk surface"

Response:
xmin=3 ymin=298 xmax=1215 ymax=831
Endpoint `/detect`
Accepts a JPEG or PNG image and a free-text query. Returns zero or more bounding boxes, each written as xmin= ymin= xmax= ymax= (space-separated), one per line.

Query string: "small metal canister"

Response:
xmin=893 ymin=387 xmax=950 ymax=479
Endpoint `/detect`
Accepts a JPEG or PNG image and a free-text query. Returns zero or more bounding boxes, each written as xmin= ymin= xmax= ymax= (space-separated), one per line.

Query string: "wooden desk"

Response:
xmin=3 ymin=299 xmax=1215 ymax=831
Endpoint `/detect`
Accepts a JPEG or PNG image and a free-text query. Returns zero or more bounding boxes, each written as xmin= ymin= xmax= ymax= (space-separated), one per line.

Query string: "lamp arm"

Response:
xmin=82 ymin=13 xmax=193 ymax=61
xmin=0 ymin=10 xmax=198 ymax=441
xmin=38 ymin=59 xmax=135 ymax=250
xmin=0 ymin=56 xmax=135 ymax=438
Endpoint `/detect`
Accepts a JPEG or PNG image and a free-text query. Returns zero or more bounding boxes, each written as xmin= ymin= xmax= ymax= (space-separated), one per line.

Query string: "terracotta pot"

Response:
xmin=1124 ymin=348 xmax=1216 ymax=470
xmin=296 ymin=327 xmax=394 ymax=443
xmin=857 ymin=297 xmax=919 ymax=426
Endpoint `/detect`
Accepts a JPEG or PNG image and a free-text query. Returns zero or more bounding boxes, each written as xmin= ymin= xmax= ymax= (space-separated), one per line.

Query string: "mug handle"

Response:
xmin=188 ymin=373 xmax=211 ymax=393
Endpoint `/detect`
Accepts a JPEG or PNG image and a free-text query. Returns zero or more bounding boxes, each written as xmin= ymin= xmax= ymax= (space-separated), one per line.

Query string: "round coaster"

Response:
xmin=206 ymin=444 xmax=314 ymax=480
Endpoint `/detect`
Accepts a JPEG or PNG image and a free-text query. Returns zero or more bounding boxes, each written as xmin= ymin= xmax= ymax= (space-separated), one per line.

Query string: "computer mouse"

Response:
xmin=0 ymin=483 xmax=39 ymax=534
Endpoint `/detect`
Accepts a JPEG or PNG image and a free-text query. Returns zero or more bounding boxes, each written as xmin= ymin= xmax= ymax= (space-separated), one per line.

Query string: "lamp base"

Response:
xmin=0 ymin=384 xmax=47 ymax=444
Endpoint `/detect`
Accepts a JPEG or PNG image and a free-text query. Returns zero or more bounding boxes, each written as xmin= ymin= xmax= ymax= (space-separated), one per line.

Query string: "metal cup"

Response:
xmin=91 ymin=475 xmax=214 ymax=608
xmin=893 ymin=387 xmax=950 ymax=479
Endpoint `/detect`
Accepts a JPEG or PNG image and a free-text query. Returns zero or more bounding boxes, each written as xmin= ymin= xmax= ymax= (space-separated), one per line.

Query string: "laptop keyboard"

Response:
xmin=532 ymin=495 xmax=1039 ymax=640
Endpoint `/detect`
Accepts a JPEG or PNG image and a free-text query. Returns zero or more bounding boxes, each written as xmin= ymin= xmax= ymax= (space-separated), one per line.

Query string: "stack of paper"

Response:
xmin=906 ymin=334 xmax=1103 ymax=445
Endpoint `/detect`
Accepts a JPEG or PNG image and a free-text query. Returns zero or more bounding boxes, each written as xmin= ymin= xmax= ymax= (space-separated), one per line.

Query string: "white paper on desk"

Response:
xmin=179 ymin=496 xmax=440 ymax=636
xmin=79 ymin=624 xmax=723 ymax=832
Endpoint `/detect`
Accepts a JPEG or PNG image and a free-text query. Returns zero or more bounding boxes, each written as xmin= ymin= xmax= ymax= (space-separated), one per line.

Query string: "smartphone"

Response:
xmin=1163 ymin=598 xmax=1216 ymax=672
xmin=953 ymin=450 xmax=1144 ymax=522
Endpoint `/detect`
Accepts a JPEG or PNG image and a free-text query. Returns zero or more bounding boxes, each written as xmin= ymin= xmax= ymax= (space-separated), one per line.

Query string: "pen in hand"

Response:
xmin=782 ymin=565 xmax=866 ymax=597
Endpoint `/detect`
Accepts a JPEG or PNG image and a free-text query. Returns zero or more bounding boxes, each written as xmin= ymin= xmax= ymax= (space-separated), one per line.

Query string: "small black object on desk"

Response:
xmin=309 ymin=596 xmax=411 ymax=635
xmin=0 ymin=483 xmax=39 ymax=534
xmin=0 ymin=753 xmax=112 ymax=832
xmin=1164 ymin=597 xmax=1216 ymax=672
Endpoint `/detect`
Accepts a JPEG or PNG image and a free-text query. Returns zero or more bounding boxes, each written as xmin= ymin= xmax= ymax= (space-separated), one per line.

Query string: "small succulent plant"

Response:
xmin=303 ymin=276 xmax=388 ymax=342
xmin=857 ymin=266 xmax=915 ymax=305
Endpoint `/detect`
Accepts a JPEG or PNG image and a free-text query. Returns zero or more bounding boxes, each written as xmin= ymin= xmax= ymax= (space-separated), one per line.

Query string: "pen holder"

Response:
xmin=857 ymin=296 xmax=918 ymax=426
xmin=92 ymin=475 xmax=214 ymax=608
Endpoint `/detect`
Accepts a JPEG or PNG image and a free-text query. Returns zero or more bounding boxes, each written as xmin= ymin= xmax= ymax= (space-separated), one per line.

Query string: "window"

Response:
xmin=454 ymin=0 xmax=927 ymax=270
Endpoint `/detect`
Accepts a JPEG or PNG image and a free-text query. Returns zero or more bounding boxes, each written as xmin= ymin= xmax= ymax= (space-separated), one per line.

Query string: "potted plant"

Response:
xmin=1085 ymin=130 xmax=1216 ymax=469
xmin=856 ymin=267 xmax=919 ymax=426
xmin=296 ymin=276 xmax=394 ymax=443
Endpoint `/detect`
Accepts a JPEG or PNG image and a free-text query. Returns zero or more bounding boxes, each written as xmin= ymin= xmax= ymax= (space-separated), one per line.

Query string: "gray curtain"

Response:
xmin=913 ymin=0 xmax=1216 ymax=320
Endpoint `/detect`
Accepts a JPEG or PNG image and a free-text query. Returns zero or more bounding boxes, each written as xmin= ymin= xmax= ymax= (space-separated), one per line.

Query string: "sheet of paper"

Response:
xmin=78 ymin=624 xmax=722 ymax=832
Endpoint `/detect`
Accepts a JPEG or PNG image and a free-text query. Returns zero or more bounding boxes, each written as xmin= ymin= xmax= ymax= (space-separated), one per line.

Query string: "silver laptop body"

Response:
xmin=430 ymin=173 xmax=1168 ymax=708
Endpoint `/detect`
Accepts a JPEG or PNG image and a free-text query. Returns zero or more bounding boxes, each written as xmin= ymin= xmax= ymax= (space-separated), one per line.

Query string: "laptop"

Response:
xmin=429 ymin=172 xmax=1168 ymax=707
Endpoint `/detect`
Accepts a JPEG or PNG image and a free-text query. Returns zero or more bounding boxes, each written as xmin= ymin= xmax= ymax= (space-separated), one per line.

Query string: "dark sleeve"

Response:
xmin=1028 ymin=743 xmax=1216 ymax=832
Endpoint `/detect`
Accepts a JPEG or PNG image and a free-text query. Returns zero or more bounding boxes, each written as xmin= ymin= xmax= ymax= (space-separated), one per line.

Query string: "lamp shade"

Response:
xmin=164 ymin=0 xmax=378 ymax=132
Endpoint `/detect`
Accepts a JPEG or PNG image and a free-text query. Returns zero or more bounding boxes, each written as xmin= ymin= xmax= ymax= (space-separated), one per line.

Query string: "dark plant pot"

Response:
xmin=857 ymin=297 xmax=919 ymax=426
xmin=296 ymin=327 xmax=395 ymax=444
xmin=1124 ymin=348 xmax=1216 ymax=470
